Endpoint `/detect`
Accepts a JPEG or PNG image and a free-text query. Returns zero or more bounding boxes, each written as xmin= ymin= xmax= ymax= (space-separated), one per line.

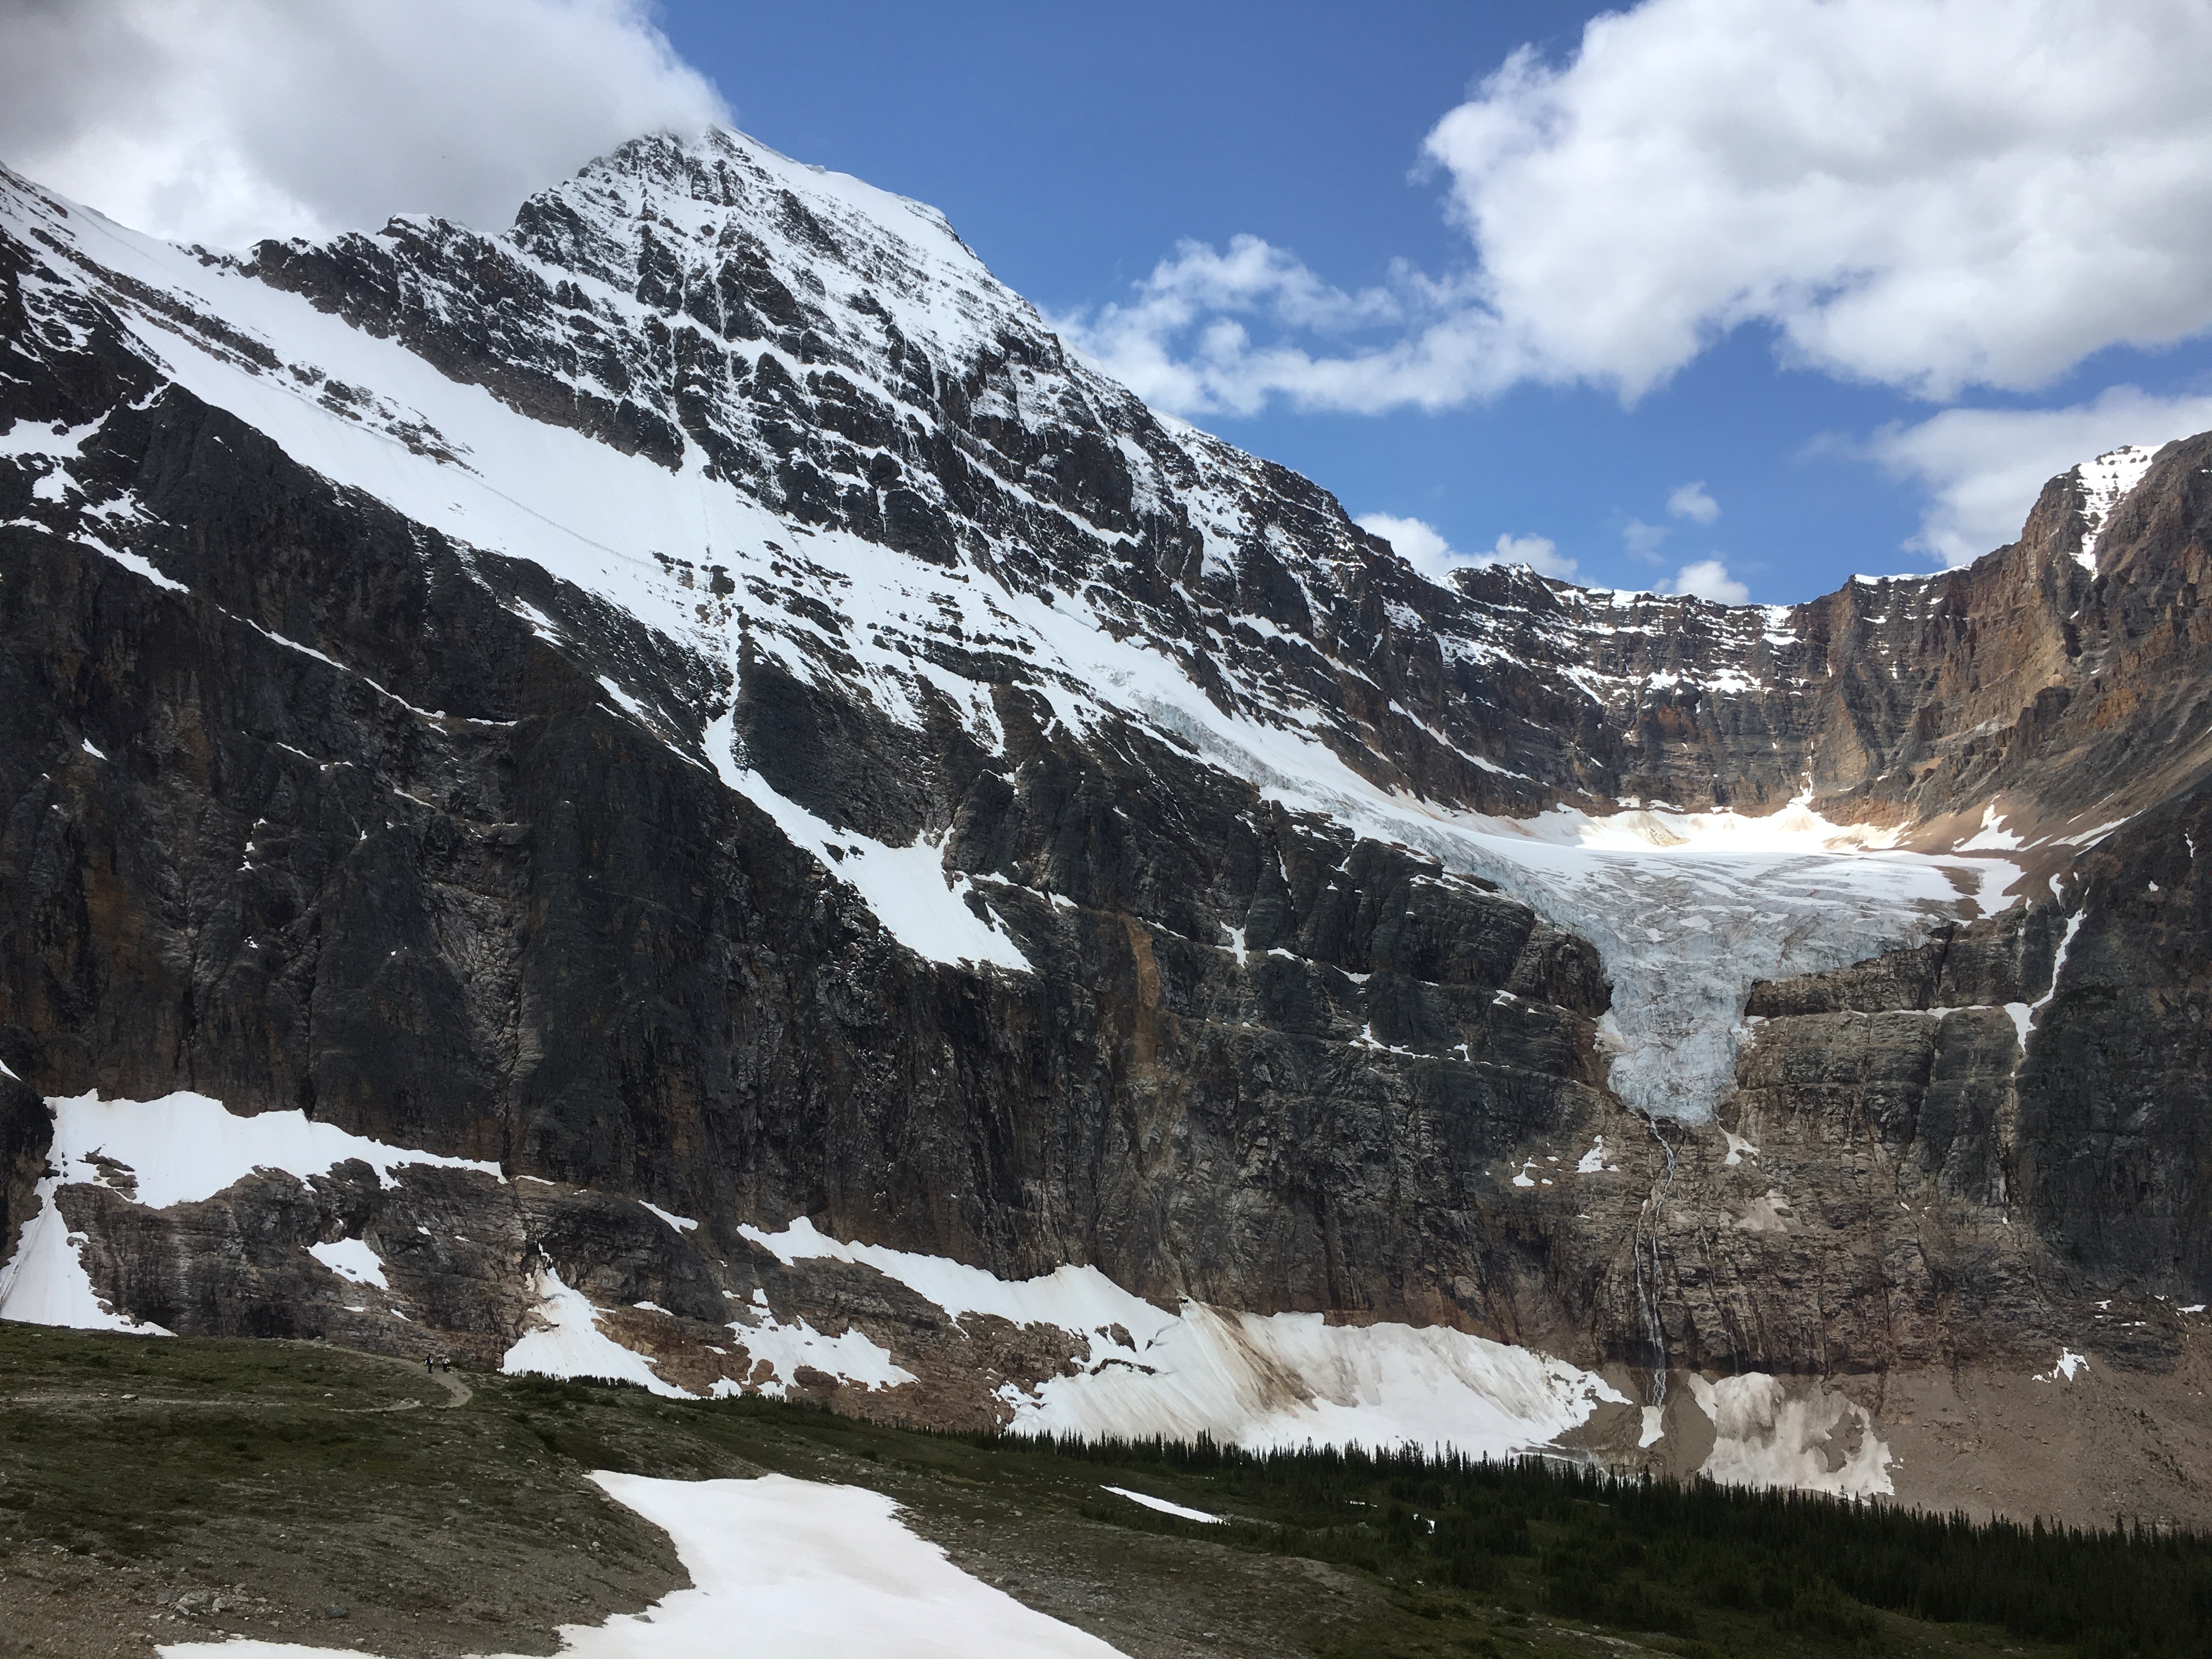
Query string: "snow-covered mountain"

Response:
xmin=4 ymin=126 xmax=2211 ymax=1526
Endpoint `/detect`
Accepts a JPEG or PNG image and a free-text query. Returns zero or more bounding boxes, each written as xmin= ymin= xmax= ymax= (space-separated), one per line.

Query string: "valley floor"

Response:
xmin=0 ymin=1322 xmax=2136 ymax=1659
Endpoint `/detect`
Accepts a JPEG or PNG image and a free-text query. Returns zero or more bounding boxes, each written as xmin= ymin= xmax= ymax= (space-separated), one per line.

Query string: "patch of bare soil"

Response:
xmin=1880 ymin=1327 xmax=2212 ymax=1530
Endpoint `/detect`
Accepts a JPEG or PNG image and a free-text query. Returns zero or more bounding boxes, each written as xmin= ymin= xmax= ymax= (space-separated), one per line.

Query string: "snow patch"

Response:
xmin=501 ymin=1263 xmax=687 ymax=1397
xmin=159 ymin=1470 xmax=1130 ymax=1658
xmin=2074 ymin=445 xmax=2157 ymax=569
xmin=0 ymin=1091 xmax=500 ymax=1333
xmin=1690 ymin=1373 xmax=1893 ymax=1497
xmin=1103 ymin=1485 xmax=1224 ymax=1523
xmin=1958 ymin=801 xmax=2024 ymax=851
xmin=2008 ymin=907 xmax=2088 ymax=1055
xmin=2038 ymin=1350 xmax=2088 ymax=1383
xmin=94 ymin=543 xmax=188 ymax=592
xmin=0 ymin=1180 xmax=171 ymax=1335
xmin=306 ymin=1237 xmax=388 ymax=1289
xmin=1733 ymin=1190 xmax=1792 ymax=1234
xmin=33 ymin=1089 xmax=502 ymax=1210
xmin=720 ymin=766 xmax=1030 ymax=973
xmin=721 ymin=1312 xmax=918 ymax=1395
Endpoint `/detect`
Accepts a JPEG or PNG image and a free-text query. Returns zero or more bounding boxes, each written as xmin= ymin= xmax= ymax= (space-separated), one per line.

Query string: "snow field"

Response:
xmin=0 ymin=1088 xmax=1620 ymax=1463
xmin=741 ymin=1217 xmax=1629 ymax=1456
xmin=0 ymin=1090 xmax=1893 ymax=1500
xmin=156 ymin=1472 xmax=1130 ymax=1659
xmin=723 ymin=1220 xmax=1897 ymax=1498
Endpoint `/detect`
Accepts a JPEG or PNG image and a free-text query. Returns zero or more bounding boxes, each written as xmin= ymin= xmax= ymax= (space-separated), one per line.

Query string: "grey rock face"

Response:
xmin=0 ymin=325 xmax=1612 ymax=1337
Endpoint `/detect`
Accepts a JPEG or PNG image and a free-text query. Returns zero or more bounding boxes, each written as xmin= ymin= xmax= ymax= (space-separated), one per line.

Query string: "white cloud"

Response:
xmin=1065 ymin=0 xmax=2212 ymax=417
xmin=1355 ymin=512 xmax=1455 ymax=575
xmin=1666 ymin=482 xmax=1719 ymax=524
xmin=1864 ymin=387 xmax=2212 ymax=567
xmin=1622 ymin=519 xmax=1669 ymax=561
xmin=0 ymin=0 xmax=727 ymax=247
xmin=1060 ymin=241 xmax=1518 ymax=419
xmin=1356 ymin=513 xmax=1578 ymax=582
xmin=1660 ymin=558 xmax=1750 ymax=604
xmin=1430 ymin=0 xmax=2212 ymax=402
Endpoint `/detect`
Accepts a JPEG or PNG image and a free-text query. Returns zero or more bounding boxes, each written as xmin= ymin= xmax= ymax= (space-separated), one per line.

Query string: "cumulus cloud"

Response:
xmin=0 ymin=0 xmax=727 ymax=247
xmin=1864 ymin=387 xmax=2212 ymax=567
xmin=1660 ymin=558 xmax=1750 ymax=605
xmin=1059 ymin=239 xmax=1517 ymax=418
xmin=1666 ymin=482 xmax=1719 ymax=524
xmin=1620 ymin=484 xmax=1718 ymax=566
xmin=1356 ymin=513 xmax=1578 ymax=582
xmin=1428 ymin=0 xmax=2212 ymax=403
xmin=1065 ymin=0 xmax=2212 ymax=416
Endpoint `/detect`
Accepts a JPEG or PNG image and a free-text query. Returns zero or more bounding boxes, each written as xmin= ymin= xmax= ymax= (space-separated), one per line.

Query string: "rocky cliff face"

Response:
xmin=3 ymin=128 xmax=2209 ymax=1523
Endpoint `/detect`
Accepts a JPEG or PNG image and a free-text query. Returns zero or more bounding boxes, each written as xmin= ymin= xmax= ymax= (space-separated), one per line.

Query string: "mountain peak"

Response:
xmin=2072 ymin=442 xmax=2162 ymax=568
xmin=509 ymin=123 xmax=1032 ymax=365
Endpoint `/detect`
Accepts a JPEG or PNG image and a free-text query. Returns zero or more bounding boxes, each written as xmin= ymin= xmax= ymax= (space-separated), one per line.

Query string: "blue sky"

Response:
xmin=651 ymin=0 xmax=2212 ymax=603
xmin=12 ymin=0 xmax=2212 ymax=605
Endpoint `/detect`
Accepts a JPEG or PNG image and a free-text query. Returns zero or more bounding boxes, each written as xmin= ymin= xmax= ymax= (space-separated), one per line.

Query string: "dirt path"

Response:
xmin=304 ymin=1341 xmax=475 ymax=1407
xmin=385 ymin=1356 xmax=474 ymax=1407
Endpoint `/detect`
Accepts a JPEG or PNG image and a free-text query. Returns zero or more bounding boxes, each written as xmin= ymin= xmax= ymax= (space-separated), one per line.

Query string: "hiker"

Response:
xmin=425 ymin=1353 xmax=435 ymax=1374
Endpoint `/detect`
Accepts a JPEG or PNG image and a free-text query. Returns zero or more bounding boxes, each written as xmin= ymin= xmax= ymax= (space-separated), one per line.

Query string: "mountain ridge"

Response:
xmin=3 ymin=125 xmax=2211 ymax=1527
